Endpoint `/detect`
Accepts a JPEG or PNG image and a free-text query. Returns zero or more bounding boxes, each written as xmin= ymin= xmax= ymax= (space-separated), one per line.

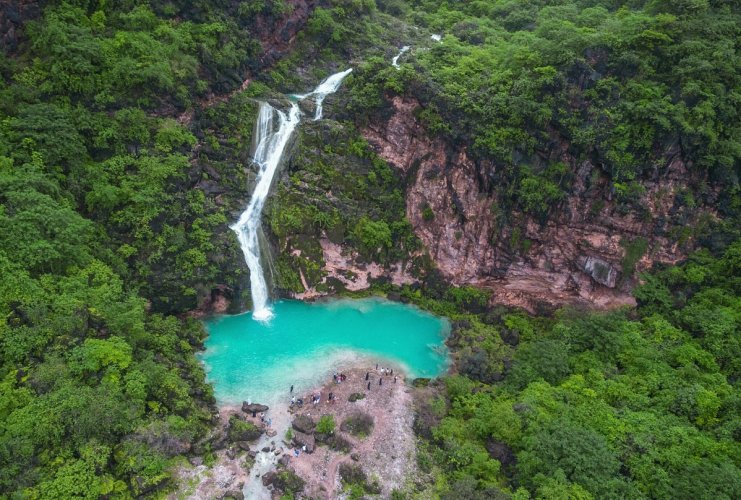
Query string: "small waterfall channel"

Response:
xmin=392 ymin=45 xmax=409 ymax=68
xmin=231 ymin=69 xmax=352 ymax=321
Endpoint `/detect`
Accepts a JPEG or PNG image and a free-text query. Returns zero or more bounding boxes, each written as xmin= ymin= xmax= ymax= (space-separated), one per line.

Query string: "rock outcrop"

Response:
xmin=0 ymin=0 xmax=42 ymax=53
xmin=242 ymin=402 xmax=269 ymax=414
xmin=292 ymin=414 xmax=316 ymax=434
xmin=363 ymin=96 xmax=709 ymax=312
xmin=292 ymin=431 xmax=315 ymax=453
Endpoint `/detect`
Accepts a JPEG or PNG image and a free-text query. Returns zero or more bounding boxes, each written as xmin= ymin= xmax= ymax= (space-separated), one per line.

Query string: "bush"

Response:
xmin=316 ymin=414 xmax=335 ymax=434
xmin=348 ymin=392 xmax=365 ymax=402
xmin=340 ymin=412 xmax=374 ymax=438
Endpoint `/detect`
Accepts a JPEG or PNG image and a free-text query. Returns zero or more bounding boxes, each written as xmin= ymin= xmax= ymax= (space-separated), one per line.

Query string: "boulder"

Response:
xmin=292 ymin=414 xmax=316 ymax=434
xmin=278 ymin=454 xmax=291 ymax=467
xmin=261 ymin=446 xmax=270 ymax=452
xmin=261 ymin=471 xmax=277 ymax=488
xmin=211 ymin=432 xmax=229 ymax=451
xmin=222 ymin=490 xmax=244 ymax=500
xmin=266 ymin=429 xmax=277 ymax=437
xmin=292 ymin=431 xmax=315 ymax=453
xmin=580 ymin=255 xmax=618 ymax=288
xmin=262 ymin=469 xmax=305 ymax=494
xmin=236 ymin=441 xmax=250 ymax=451
xmin=227 ymin=416 xmax=262 ymax=442
xmin=241 ymin=402 xmax=269 ymax=414
xmin=226 ymin=447 xmax=237 ymax=460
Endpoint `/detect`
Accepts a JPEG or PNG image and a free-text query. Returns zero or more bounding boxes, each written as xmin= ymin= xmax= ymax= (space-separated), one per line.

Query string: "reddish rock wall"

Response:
xmin=363 ymin=96 xmax=708 ymax=312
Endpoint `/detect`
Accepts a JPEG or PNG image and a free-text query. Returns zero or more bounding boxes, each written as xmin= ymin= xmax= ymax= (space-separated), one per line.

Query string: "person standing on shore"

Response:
xmin=290 ymin=385 xmax=294 ymax=393
xmin=367 ymin=381 xmax=371 ymax=390
xmin=379 ymin=378 xmax=383 ymax=386
xmin=365 ymin=372 xmax=369 ymax=381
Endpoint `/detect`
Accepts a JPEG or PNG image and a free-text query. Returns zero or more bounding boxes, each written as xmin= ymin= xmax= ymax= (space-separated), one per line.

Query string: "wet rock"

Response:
xmin=292 ymin=431 xmax=315 ymax=453
xmin=222 ymin=490 xmax=244 ymax=500
xmin=261 ymin=446 xmax=270 ymax=452
xmin=266 ymin=429 xmax=277 ymax=437
xmin=298 ymin=98 xmax=316 ymax=116
xmin=262 ymin=471 xmax=277 ymax=488
xmin=412 ymin=378 xmax=430 ymax=388
xmin=236 ymin=441 xmax=251 ymax=451
xmin=248 ymin=451 xmax=258 ymax=458
xmin=292 ymin=414 xmax=316 ymax=434
xmin=241 ymin=402 xmax=269 ymax=414
xmin=580 ymin=255 xmax=619 ymax=288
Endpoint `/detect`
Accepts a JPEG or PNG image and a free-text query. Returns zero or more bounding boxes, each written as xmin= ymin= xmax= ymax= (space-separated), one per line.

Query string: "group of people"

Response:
xmin=364 ymin=364 xmax=398 ymax=390
xmin=287 ymin=363 xmax=401 ymax=408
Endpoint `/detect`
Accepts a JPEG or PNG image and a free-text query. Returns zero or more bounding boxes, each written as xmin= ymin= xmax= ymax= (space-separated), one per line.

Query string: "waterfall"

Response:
xmin=310 ymin=68 xmax=353 ymax=120
xmin=392 ymin=46 xmax=410 ymax=69
xmin=232 ymin=69 xmax=352 ymax=321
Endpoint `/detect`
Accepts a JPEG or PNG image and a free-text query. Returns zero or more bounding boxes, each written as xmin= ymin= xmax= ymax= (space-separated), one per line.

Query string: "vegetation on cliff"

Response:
xmin=0 ymin=0 xmax=738 ymax=498
xmin=346 ymin=0 xmax=740 ymax=233
xmin=409 ymin=243 xmax=740 ymax=499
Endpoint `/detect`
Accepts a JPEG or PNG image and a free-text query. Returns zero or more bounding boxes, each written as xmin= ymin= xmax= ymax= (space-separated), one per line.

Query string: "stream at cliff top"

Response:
xmin=199 ymin=298 xmax=450 ymax=406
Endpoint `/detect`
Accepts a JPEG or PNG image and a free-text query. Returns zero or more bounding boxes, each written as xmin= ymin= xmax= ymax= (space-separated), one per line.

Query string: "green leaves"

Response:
xmin=352 ymin=217 xmax=393 ymax=257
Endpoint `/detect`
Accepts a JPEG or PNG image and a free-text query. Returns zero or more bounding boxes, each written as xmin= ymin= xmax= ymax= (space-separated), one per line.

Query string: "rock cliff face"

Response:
xmin=0 ymin=0 xmax=43 ymax=53
xmin=251 ymin=0 xmax=322 ymax=70
xmin=363 ymin=96 xmax=709 ymax=312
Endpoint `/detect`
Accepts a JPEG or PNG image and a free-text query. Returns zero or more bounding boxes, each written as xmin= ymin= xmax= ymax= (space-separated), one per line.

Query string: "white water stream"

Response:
xmin=392 ymin=46 xmax=410 ymax=69
xmin=231 ymin=70 xmax=352 ymax=322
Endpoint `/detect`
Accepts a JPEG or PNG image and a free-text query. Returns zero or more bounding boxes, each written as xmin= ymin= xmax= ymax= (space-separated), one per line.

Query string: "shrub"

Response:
xmin=340 ymin=412 xmax=374 ymax=438
xmin=348 ymin=392 xmax=365 ymax=402
xmin=316 ymin=414 xmax=335 ymax=434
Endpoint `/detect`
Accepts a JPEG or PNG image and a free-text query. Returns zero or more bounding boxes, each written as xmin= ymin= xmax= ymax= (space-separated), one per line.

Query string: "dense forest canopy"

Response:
xmin=410 ymin=243 xmax=740 ymax=498
xmin=345 ymin=0 xmax=739 ymax=227
xmin=0 ymin=0 xmax=738 ymax=498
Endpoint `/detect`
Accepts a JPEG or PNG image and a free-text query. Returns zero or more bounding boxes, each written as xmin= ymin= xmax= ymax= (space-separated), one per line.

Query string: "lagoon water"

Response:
xmin=200 ymin=298 xmax=450 ymax=405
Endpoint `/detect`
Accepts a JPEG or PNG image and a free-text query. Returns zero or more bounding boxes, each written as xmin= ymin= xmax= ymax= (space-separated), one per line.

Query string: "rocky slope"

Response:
xmin=361 ymin=96 xmax=712 ymax=312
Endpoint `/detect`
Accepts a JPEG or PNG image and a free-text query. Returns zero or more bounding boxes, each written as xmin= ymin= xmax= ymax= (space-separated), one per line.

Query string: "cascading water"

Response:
xmin=309 ymin=68 xmax=353 ymax=120
xmin=231 ymin=70 xmax=352 ymax=322
xmin=392 ymin=46 xmax=410 ymax=69
xmin=231 ymin=103 xmax=300 ymax=321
